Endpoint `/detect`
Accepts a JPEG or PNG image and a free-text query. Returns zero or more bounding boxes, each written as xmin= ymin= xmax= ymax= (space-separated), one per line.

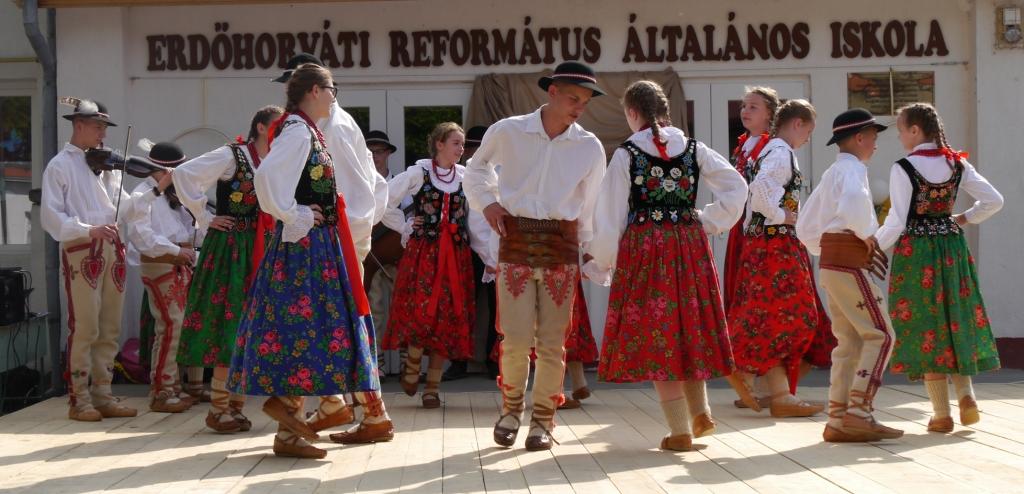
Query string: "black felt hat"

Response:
xmin=538 ymin=61 xmax=605 ymax=97
xmin=125 ymin=140 xmax=187 ymax=178
xmin=60 ymin=97 xmax=117 ymax=127
xmin=364 ymin=130 xmax=397 ymax=153
xmin=465 ymin=126 xmax=488 ymax=148
xmin=827 ymin=108 xmax=888 ymax=146
xmin=272 ymin=53 xmax=325 ymax=83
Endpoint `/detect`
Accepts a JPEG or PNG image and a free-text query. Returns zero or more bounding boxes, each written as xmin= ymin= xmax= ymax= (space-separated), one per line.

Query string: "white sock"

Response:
xmin=767 ymin=367 xmax=798 ymax=404
xmin=950 ymin=374 xmax=975 ymax=401
xmin=659 ymin=397 xmax=692 ymax=436
xmin=925 ymin=378 xmax=951 ymax=419
xmin=682 ymin=380 xmax=710 ymax=418
xmin=567 ymin=361 xmax=587 ymax=391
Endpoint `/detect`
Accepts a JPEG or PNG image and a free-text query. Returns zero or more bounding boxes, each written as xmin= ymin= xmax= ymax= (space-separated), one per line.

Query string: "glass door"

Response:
xmin=384 ymin=88 xmax=471 ymax=175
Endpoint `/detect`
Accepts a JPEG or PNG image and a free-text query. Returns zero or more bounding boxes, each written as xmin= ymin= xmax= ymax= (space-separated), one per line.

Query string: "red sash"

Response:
xmin=426 ymin=193 xmax=465 ymax=318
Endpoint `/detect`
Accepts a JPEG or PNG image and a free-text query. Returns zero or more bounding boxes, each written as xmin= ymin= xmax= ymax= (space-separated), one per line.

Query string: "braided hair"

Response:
xmin=898 ymin=102 xmax=952 ymax=152
xmin=623 ymin=80 xmax=673 ymax=146
xmin=744 ymin=86 xmax=781 ymax=128
xmin=247 ymin=105 xmax=284 ymax=141
xmin=771 ymin=99 xmax=816 ymax=137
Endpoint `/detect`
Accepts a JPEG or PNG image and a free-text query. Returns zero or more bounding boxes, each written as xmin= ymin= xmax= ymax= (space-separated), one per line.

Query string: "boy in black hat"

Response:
xmin=124 ymin=141 xmax=197 ymax=414
xmin=796 ymin=108 xmax=903 ymax=442
xmin=42 ymin=97 xmax=173 ymax=421
xmin=464 ymin=62 xmax=605 ymax=451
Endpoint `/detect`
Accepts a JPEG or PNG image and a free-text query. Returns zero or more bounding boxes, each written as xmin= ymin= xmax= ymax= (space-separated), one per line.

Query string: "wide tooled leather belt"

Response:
xmin=498 ymin=216 xmax=579 ymax=268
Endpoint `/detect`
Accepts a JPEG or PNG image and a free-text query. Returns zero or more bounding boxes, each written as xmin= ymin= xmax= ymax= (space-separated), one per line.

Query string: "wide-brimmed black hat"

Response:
xmin=272 ymin=53 xmax=325 ymax=83
xmin=364 ymin=130 xmax=397 ymax=153
xmin=125 ymin=141 xmax=187 ymax=178
xmin=827 ymin=108 xmax=888 ymax=146
xmin=538 ymin=61 xmax=605 ymax=97
xmin=60 ymin=97 xmax=117 ymax=126
xmin=465 ymin=126 xmax=488 ymax=149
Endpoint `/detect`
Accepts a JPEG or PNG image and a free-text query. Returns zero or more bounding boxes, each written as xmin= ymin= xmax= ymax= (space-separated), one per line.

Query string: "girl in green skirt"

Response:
xmin=876 ymin=103 xmax=1004 ymax=433
xmin=172 ymin=105 xmax=283 ymax=433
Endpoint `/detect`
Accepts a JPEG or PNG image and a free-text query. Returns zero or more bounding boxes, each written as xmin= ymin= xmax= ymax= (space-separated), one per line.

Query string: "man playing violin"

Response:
xmin=41 ymin=97 xmax=173 ymax=421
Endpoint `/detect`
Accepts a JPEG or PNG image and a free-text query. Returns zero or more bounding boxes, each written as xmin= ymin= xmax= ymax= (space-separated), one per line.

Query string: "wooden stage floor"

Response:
xmin=3 ymin=376 xmax=1024 ymax=493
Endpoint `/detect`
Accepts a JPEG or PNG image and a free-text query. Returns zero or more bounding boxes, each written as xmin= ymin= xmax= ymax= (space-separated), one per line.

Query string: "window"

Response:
xmin=344 ymin=106 xmax=371 ymax=135
xmin=402 ymin=105 xmax=462 ymax=167
xmin=0 ymin=96 xmax=32 ymax=245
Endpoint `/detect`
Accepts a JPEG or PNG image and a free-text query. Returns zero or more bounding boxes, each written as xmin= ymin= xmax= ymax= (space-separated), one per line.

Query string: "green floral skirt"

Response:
xmin=888 ymin=233 xmax=1000 ymax=380
xmin=176 ymin=228 xmax=257 ymax=367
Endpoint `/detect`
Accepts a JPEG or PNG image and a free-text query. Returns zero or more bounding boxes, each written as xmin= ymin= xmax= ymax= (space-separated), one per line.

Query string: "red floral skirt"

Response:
xmin=802 ymin=271 xmax=837 ymax=368
xmin=566 ymin=280 xmax=599 ymax=364
xmin=723 ymin=219 xmax=746 ymax=312
xmin=598 ymin=221 xmax=735 ymax=383
xmin=727 ymin=231 xmax=830 ymax=385
xmin=382 ymin=236 xmax=475 ymax=360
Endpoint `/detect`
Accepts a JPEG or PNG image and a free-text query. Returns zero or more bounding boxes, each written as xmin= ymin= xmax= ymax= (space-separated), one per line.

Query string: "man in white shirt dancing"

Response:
xmin=465 ymin=61 xmax=605 ymax=451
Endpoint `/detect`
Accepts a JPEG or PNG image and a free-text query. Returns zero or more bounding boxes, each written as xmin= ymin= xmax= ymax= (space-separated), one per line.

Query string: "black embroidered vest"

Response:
xmin=744 ymin=148 xmax=801 ymax=238
xmin=287 ymin=120 xmax=338 ymax=227
xmin=622 ymin=138 xmax=700 ymax=226
xmin=896 ymin=158 xmax=963 ymax=237
xmin=410 ymin=168 xmax=469 ymax=244
xmin=216 ymin=144 xmax=259 ymax=219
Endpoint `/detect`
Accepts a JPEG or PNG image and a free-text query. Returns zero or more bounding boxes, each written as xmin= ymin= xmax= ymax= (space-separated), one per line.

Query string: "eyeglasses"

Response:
xmin=320 ymin=85 xmax=338 ymax=98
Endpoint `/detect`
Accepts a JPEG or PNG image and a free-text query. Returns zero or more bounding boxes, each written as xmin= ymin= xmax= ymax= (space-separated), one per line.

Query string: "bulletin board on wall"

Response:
xmin=847 ymin=70 xmax=935 ymax=115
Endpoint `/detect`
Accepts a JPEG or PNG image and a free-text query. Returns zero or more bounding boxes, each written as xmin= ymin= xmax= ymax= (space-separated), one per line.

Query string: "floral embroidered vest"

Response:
xmin=216 ymin=144 xmax=259 ymax=222
xmin=744 ymin=148 xmax=801 ymax=237
xmin=622 ymin=138 xmax=700 ymax=226
xmin=896 ymin=158 xmax=963 ymax=237
xmin=411 ymin=168 xmax=469 ymax=244
xmin=287 ymin=120 xmax=338 ymax=227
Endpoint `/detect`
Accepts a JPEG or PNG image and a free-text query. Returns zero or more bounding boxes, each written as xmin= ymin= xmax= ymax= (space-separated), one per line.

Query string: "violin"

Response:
xmin=84 ymin=146 xmax=169 ymax=179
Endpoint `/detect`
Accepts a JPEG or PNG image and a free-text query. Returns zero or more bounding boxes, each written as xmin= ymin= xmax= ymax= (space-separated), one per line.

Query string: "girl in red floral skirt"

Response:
xmin=584 ymin=81 xmax=748 ymax=451
xmin=726 ymin=99 xmax=830 ymax=419
xmin=382 ymin=122 xmax=493 ymax=408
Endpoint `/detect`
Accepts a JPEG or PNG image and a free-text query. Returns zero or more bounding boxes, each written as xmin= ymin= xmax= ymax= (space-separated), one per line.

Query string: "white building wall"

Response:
xmin=44 ymin=0 xmax=1023 ymax=344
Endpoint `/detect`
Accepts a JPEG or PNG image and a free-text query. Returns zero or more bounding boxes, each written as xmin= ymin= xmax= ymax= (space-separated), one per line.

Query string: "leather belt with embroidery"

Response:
xmin=142 ymin=242 xmax=194 ymax=265
xmin=819 ymin=232 xmax=887 ymax=279
xmin=498 ymin=216 xmax=579 ymax=268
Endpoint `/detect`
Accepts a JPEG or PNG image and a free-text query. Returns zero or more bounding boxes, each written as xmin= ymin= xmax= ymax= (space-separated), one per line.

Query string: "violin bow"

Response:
xmin=113 ymin=125 xmax=133 ymax=221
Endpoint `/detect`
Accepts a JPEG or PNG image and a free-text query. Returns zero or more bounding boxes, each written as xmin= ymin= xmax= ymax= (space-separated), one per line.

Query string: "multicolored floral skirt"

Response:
xmin=598 ymin=221 xmax=735 ymax=383
xmin=803 ymin=271 xmax=838 ymax=368
xmin=228 ymin=224 xmax=379 ymax=396
xmin=382 ymin=237 xmax=475 ymax=360
xmin=888 ymin=233 xmax=1000 ymax=380
xmin=177 ymin=228 xmax=255 ymax=367
xmin=566 ymin=280 xmax=599 ymax=364
xmin=723 ymin=219 xmax=747 ymax=312
xmin=727 ymin=231 xmax=830 ymax=381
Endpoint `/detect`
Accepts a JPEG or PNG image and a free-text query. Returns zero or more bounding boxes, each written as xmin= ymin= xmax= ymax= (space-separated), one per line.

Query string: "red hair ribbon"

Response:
xmin=638 ymin=124 xmax=670 ymax=160
xmin=910 ymin=147 xmax=969 ymax=161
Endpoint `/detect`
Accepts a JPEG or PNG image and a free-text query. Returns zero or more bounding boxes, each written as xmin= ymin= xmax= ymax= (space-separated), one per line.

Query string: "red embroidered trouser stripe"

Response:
xmin=141 ymin=262 xmax=192 ymax=397
xmin=819 ymin=266 xmax=895 ymax=410
xmin=61 ymin=238 xmax=127 ymax=408
xmin=495 ymin=263 xmax=578 ymax=428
